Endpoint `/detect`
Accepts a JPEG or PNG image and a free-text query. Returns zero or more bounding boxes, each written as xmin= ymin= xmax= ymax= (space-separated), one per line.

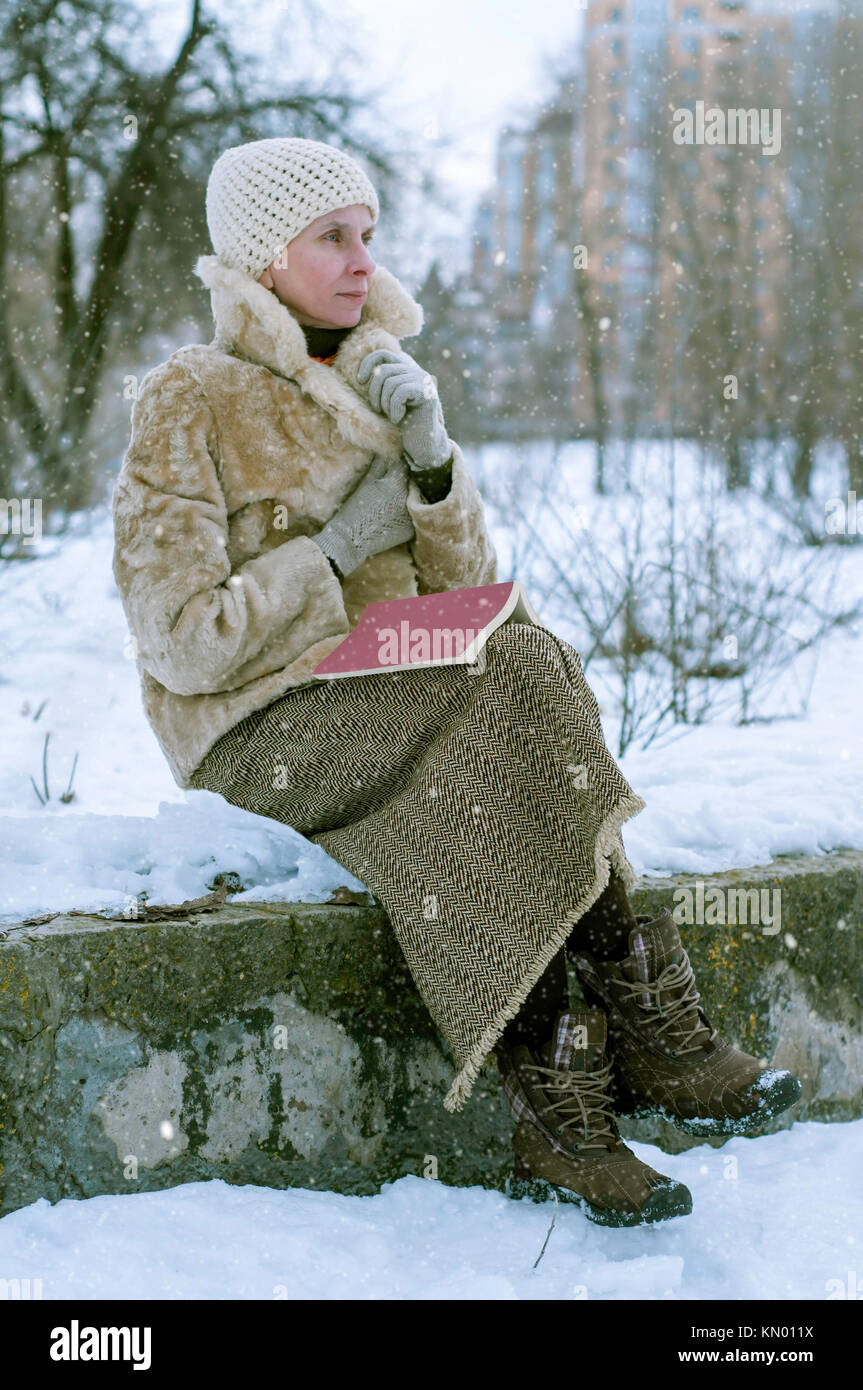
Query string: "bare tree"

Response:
xmin=0 ymin=0 xmax=420 ymax=527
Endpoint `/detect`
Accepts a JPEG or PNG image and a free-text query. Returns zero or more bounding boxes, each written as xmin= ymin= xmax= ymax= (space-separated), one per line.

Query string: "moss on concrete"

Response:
xmin=0 ymin=852 xmax=860 ymax=1214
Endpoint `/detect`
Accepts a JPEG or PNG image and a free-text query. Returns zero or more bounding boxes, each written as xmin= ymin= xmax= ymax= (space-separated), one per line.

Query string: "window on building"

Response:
xmin=503 ymin=145 xmax=522 ymax=202
xmin=606 ymin=127 xmax=621 ymax=144
xmin=627 ymin=146 xmax=650 ymax=183
xmin=623 ymin=265 xmax=651 ymax=293
xmin=535 ymin=213 xmax=553 ymax=258
xmin=536 ymin=144 xmax=556 ymax=205
xmin=505 ymin=213 xmax=522 ymax=266
xmin=551 ymin=242 xmax=572 ymax=303
xmin=610 ymin=37 xmax=624 ymax=56
xmin=603 ymin=251 xmax=619 ymax=269
xmin=680 ymin=66 xmax=698 ymax=82
xmin=681 ymin=34 xmax=699 ymax=53
xmin=757 ymin=49 xmax=774 ymax=78
xmin=502 ymin=146 xmax=523 ymax=268
xmin=535 ymin=147 xmax=554 ymax=257
xmin=604 ymin=188 xmax=620 ymax=209
xmin=625 ymin=185 xmax=648 ymax=231
xmin=682 ymin=5 xmax=701 ymax=19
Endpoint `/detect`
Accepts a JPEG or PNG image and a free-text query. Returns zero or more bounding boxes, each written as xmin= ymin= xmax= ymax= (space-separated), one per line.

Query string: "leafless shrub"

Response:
xmin=481 ymin=443 xmax=860 ymax=755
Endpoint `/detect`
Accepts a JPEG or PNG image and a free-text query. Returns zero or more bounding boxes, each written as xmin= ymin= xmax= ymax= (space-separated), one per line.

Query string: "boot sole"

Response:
xmin=617 ymin=1071 xmax=803 ymax=1137
xmin=504 ymin=1173 xmax=693 ymax=1227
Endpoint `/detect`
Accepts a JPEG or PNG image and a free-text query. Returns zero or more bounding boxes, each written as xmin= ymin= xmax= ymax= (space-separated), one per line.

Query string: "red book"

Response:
xmin=312 ymin=581 xmax=542 ymax=679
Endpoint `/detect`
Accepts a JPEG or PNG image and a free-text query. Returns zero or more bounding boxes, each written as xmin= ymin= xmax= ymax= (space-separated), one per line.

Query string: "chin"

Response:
xmin=338 ymin=298 xmax=364 ymax=323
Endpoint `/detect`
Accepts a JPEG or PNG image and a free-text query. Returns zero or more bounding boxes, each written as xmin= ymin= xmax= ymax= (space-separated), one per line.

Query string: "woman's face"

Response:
xmin=257 ymin=203 xmax=376 ymax=328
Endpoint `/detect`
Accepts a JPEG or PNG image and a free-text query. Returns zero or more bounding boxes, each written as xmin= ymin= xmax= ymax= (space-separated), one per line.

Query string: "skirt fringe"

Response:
xmin=442 ymin=788 xmax=645 ymax=1112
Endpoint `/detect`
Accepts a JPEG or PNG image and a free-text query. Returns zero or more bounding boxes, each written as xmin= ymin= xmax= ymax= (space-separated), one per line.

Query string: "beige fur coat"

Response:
xmin=111 ymin=255 xmax=499 ymax=789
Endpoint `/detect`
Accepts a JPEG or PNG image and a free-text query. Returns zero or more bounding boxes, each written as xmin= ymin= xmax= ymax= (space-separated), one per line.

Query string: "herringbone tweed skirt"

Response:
xmin=188 ymin=622 xmax=646 ymax=1113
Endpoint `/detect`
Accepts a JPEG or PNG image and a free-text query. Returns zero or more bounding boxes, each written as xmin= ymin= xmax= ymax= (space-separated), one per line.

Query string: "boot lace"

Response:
xmin=520 ymin=1057 xmax=619 ymax=1149
xmin=612 ymin=950 xmax=713 ymax=1055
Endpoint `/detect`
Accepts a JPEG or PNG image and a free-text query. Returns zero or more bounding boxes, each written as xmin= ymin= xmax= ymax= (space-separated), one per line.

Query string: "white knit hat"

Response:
xmin=204 ymin=137 xmax=380 ymax=280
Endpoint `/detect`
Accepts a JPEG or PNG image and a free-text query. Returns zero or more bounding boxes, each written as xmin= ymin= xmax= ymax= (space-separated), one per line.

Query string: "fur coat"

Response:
xmin=111 ymin=254 xmax=499 ymax=789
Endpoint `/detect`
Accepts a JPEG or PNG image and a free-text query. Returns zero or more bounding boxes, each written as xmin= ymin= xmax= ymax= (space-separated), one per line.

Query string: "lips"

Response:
xmin=339 ymin=290 xmax=367 ymax=299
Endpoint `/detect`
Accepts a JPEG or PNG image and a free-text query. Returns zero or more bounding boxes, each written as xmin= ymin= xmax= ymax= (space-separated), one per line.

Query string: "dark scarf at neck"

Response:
xmin=299 ymin=320 xmax=353 ymax=361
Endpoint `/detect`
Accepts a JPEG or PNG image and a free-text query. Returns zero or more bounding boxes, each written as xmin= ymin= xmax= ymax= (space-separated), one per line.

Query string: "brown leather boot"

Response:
xmin=571 ymin=908 xmax=803 ymax=1137
xmin=496 ymin=1008 xmax=692 ymax=1226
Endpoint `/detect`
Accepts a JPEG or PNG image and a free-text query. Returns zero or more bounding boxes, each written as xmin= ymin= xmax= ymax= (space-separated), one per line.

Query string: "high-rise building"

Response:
xmin=468 ymin=0 xmax=857 ymax=435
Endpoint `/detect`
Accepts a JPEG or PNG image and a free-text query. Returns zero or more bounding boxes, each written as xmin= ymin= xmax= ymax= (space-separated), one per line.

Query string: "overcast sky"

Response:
xmin=336 ymin=0 xmax=585 ymax=195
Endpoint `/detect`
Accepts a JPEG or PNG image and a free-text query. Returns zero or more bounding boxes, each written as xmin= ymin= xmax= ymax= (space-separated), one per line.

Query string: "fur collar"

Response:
xmin=193 ymin=254 xmax=425 ymax=456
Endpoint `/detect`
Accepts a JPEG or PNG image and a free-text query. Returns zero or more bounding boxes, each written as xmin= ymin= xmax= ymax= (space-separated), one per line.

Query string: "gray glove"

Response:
xmin=357 ymin=348 xmax=453 ymax=473
xmin=311 ymin=452 xmax=416 ymax=580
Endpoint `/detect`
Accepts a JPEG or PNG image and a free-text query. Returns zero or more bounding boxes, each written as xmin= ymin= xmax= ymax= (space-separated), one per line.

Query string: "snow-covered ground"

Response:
xmin=1 ymin=441 xmax=861 ymax=924
xmin=0 ymin=1119 xmax=859 ymax=1299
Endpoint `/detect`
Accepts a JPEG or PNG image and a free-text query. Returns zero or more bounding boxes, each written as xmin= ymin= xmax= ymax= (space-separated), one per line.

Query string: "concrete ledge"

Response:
xmin=1 ymin=851 xmax=861 ymax=1217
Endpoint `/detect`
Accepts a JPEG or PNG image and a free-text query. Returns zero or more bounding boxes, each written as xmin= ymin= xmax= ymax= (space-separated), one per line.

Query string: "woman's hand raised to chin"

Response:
xmin=358 ymin=348 xmax=454 ymax=476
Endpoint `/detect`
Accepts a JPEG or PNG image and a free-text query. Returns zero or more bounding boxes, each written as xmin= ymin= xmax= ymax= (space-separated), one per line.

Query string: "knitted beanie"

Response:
xmin=205 ymin=137 xmax=380 ymax=280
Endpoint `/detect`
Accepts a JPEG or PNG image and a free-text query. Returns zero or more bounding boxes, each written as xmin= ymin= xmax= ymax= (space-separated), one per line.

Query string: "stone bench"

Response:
xmin=1 ymin=851 xmax=861 ymax=1217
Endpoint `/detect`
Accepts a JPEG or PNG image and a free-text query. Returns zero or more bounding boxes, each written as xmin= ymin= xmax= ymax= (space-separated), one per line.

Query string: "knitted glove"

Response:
xmin=311 ymin=452 xmax=416 ymax=580
xmin=357 ymin=349 xmax=454 ymax=476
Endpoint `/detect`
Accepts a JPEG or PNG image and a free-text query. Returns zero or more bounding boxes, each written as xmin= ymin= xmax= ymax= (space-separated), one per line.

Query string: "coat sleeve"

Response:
xmin=404 ymin=439 xmax=498 ymax=595
xmin=111 ymin=356 xmax=350 ymax=698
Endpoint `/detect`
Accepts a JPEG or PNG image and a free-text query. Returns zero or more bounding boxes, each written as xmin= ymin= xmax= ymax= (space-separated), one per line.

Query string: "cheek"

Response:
xmin=272 ymin=245 xmax=341 ymax=308
xmin=304 ymin=249 xmax=342 ymax=293
xmin=277 ymin=248 xmax=321 ymax=297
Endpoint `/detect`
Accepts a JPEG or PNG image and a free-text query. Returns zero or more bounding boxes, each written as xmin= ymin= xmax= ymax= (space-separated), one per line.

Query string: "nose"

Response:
xmin=351 ymin=242 xmax=375 ymax=277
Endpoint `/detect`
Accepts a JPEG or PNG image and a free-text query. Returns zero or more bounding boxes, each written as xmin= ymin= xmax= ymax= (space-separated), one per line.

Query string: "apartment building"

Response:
xmin=468 ymin=0 xmax=851 ymax=436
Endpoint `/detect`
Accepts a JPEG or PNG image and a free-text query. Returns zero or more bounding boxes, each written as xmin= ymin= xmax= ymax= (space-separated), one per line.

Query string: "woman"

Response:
xmin=112 ymin=137 xmax=801 ymax=1228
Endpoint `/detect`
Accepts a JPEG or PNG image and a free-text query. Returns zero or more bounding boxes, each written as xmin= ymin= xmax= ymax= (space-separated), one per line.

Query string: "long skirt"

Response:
xmin=187 ymin=622 xmax=646 ymax=1113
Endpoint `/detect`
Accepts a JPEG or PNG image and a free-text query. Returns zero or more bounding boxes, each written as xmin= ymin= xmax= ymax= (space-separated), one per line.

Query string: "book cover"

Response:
xmin=311 ymin=580 xmax=542 ymax=679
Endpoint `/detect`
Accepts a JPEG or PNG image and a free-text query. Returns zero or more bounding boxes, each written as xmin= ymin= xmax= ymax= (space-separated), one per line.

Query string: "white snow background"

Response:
xmin=1 ymin=439 xmax=861 ymax=1297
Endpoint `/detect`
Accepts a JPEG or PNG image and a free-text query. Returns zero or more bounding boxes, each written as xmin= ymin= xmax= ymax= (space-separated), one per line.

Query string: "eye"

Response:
xmin=323 ymin=230 xmax=375 ymax=243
